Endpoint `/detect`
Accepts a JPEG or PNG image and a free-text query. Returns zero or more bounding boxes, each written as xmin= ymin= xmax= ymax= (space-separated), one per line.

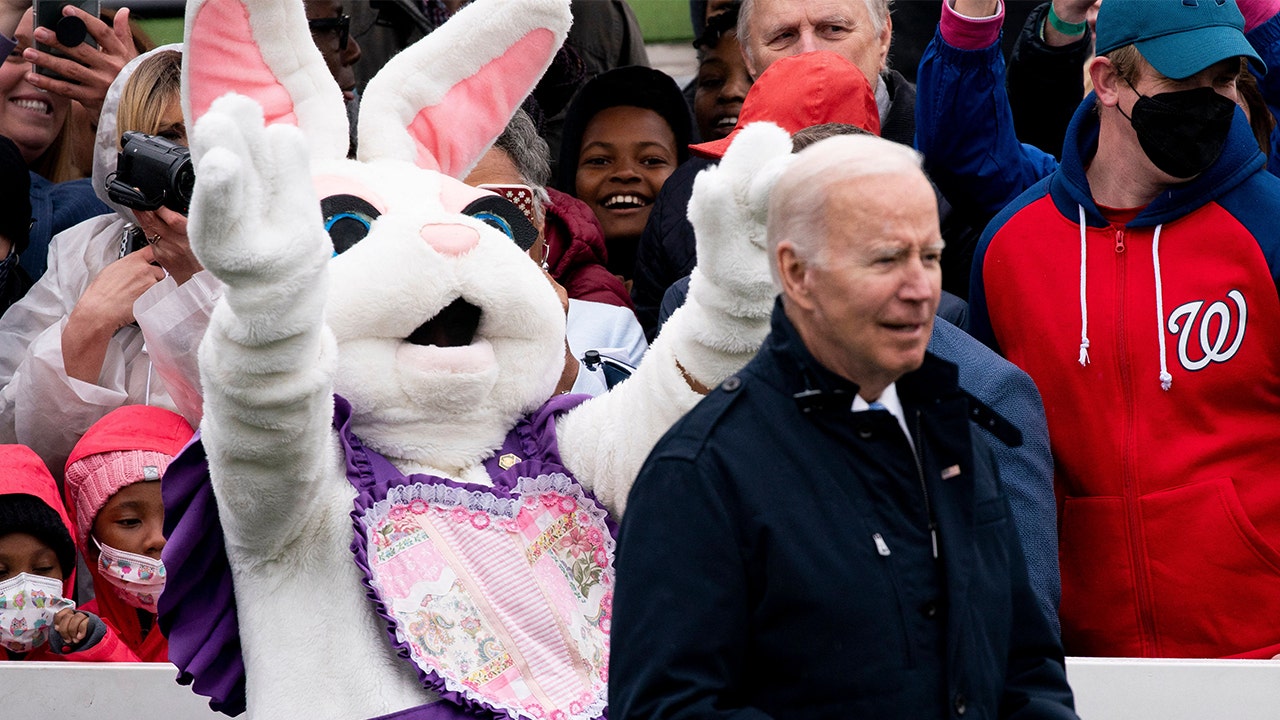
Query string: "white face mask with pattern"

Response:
xmin=94 ymin=538 xmax=166 ymax=613
xmin=0 ymin=572 xmax=74 ymax=653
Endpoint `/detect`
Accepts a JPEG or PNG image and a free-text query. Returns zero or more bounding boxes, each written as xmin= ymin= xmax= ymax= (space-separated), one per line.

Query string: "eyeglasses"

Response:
xmin=308 ymin=14 xmax=350 ymax=52
xmin=478 ymin=183 xmax=550 ymax=268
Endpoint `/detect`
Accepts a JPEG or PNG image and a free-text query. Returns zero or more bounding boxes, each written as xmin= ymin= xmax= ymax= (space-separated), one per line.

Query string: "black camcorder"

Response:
xmin=107 ymin=131 xmax=195 ymax=215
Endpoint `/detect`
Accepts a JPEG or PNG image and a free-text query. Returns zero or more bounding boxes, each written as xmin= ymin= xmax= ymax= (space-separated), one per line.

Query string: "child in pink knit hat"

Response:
xmin=64 ymin=405 xmax=195 ymax=662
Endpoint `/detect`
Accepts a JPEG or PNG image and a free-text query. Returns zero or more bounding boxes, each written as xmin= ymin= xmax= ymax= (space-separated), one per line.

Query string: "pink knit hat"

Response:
xmin=63 ymin=406 xmax=195 ymax=551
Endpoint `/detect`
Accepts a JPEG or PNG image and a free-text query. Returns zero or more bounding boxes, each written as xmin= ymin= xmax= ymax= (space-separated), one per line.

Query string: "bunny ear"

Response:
xmin=182 ymin=0 xmax=348 ymax=160
xmin=357 ymin=0 xmax=572 ymax=177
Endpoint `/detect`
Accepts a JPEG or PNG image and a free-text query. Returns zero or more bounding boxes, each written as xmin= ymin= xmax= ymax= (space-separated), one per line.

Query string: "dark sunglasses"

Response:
xmin=308 ymin=14 xmax=350 ymax=52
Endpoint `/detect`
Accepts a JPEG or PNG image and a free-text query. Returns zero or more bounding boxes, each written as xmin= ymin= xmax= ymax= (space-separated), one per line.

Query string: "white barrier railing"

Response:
xmin=1067 ymin=657 xmax=1280 ymax=720
xmin=5 ymin=657 xmax=1280 ymax=718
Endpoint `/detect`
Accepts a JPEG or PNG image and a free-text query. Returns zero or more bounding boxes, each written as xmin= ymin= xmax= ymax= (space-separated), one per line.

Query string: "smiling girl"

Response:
xmin=557 ymin=66 xmax=691 ymax=287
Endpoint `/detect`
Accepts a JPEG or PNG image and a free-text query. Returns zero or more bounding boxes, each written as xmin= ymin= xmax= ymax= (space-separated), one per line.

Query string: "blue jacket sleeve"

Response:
xmin=998 ymin=476 xmax=1078 ymax=720
xmin=929 ymin=319 xmax=1059 ymax=634
xmin=1245 ymin=10 xmax=1280 ymax=175
xmin=968 ymin=243 xmax=998 ymax=351
xmin=916 ymin=26 xmax=1060 ymax=217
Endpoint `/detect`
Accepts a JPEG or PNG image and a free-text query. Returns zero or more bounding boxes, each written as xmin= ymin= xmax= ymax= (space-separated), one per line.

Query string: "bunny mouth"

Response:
xmin=405 ymin=298 xmax=482 ymax=348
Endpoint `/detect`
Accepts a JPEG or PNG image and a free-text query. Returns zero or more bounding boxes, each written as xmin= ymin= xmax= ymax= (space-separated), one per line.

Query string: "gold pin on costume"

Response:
xmin=498 ymin=453 xmax=521 ymax=470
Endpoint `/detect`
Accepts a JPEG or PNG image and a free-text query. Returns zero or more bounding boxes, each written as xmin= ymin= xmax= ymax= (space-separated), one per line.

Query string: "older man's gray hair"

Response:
xmin=766 ymin=132 xmax=922 ymax=287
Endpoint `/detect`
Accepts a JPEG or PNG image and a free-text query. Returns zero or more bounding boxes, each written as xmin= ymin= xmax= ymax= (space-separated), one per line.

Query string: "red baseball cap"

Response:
xmin=688 ymin=51 xmax=881 ymax=160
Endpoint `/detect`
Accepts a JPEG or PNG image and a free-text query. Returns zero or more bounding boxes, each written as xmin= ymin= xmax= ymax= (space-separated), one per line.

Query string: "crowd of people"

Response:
xmin=0 ymin=0 xmax=1278 ymax=717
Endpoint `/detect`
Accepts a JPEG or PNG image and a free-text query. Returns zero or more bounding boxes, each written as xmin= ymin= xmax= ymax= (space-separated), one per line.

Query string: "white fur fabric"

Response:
xmin=668 ymin=122 xmax=794 ymax=387
xmin=184 ymin=1 xmax=785 ymax=717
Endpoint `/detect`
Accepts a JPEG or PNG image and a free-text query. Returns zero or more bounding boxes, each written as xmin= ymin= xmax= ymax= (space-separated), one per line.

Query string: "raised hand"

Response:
xmin=671 ymin=121 xmax=795 ymax=388
xmin=1044 ymin=0 xmax=1101 ymax=46
xmin=187 ymin=92 xmax=337 ymax=553
xmin=23 ymin=5 xmax=137 ymax=120
xmin=188 ymin=93 xmax=329 ymax=303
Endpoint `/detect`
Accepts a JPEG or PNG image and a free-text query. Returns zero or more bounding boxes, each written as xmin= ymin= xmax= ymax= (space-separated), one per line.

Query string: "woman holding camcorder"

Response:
xmin=0 ymin=46 xmax=210 ymax=475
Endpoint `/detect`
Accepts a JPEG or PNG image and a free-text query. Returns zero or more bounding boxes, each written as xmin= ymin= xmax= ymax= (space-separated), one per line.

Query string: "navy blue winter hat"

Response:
xmin=1095 ymin=0 xmax=1264 ymax=80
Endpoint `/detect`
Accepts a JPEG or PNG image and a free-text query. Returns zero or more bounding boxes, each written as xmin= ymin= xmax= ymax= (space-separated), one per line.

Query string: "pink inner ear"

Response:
xmin=407 ymin=28 xmax=557 ymax=177
xmin=188 ymin=0 xmax=299 ymax=128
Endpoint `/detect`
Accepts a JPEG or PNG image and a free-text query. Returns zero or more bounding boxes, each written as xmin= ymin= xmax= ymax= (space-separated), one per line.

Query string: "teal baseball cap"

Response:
xmin=1095 ymin=0 xmax=1264 ymax=80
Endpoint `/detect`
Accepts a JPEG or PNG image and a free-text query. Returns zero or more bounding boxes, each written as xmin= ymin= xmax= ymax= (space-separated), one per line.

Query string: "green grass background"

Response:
xmin=136 ymin=0 xmax=695 ymax=47
xmin=628 ymin=0 xmax=694 ymax=43
xmin=135 ymin=17 xmax=183 ymax=45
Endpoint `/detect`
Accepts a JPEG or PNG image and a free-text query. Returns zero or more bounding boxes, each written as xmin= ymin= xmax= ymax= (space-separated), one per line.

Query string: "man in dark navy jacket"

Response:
xmin=609 ymin=134 xmax=1076 ymax=720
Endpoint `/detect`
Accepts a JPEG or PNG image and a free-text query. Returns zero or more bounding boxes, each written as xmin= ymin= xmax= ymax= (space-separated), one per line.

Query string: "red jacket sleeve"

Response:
xmin=63 ymin=619 xmax=142 ymax=662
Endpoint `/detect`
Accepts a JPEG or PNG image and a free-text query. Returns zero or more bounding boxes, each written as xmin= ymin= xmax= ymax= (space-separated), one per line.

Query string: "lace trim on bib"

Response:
xmin=354 ymin=471 xmax=612 ymax=720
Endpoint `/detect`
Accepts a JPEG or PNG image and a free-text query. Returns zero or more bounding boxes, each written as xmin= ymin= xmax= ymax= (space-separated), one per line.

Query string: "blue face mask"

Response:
xmin=1119 ymin=84 xmax=1238 ymax=179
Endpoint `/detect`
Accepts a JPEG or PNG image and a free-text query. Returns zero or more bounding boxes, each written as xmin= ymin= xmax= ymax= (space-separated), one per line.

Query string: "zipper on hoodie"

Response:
xmin=1113 ymin=225 xmax=1157 ymax=654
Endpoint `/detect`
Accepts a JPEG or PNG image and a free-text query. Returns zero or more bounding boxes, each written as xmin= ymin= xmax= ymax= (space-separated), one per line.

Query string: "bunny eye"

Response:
xmin=463 ymin=195 xmax=538 ymax=252
xmin=321 ymin=194 xmax=382 ymax=256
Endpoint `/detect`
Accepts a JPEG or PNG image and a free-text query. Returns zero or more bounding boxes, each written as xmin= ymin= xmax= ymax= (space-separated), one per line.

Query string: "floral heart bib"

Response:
xmin=158 ymin=395 xmax=610 ymax=720
xmin=345 ymin=395 xmax=613 ymax=720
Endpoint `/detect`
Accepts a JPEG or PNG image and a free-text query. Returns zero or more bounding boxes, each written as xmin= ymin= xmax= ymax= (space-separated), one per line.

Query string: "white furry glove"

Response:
xmin=665 ymin=122 xmax=795 ymax=388
xmin=189 ymin=93 xmax=332 ymax=333
xmin=187 ymin=93 xmax=339 ymax=552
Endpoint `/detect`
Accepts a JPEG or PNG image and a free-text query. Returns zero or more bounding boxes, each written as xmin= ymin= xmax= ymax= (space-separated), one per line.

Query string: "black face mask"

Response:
xmin=1118 ymin=85 xmax=1237 ymax=179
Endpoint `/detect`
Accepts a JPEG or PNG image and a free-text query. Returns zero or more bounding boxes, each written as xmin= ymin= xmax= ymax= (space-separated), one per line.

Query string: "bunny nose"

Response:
xmin=421 ymin=223 xmax=480 ymax=256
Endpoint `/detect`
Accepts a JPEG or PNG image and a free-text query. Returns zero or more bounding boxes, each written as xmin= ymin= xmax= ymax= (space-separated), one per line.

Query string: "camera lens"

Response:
xmin=174 ymin=162 xmax=195 ymax=209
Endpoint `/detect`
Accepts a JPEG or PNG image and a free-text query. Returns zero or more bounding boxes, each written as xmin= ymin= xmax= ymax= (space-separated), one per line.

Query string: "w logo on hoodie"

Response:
xmin=1167 ymin=290 xmax=1247 ymax=371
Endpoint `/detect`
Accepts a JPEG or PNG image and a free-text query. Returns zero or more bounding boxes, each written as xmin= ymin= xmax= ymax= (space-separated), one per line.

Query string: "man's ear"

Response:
xmin=876 ymin=14 xmax=892 ymax=75
xmin=1091 ymin=55 xmax=1123 ymax=108
xmin=741 ymin=38 xmax=759 ymax=79
xmin=776 ymin=240 xmax=815 ymax=311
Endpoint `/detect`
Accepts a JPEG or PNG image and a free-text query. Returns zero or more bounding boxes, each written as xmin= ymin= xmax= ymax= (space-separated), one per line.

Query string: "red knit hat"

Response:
xmin=63 ymin=406 xmax=195 ymax=550
xmin=688 ymin=51 xmax=881 ymax=160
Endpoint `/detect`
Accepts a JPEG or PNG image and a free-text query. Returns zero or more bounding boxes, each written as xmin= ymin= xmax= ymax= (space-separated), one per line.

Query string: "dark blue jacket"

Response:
xmin=654 ymin=284 xmax=1060 ymax=631
xmin=610 ymin=302 xmax=1076 ymax=720
xmin=25 ymin=175 xmax=110 ymax=282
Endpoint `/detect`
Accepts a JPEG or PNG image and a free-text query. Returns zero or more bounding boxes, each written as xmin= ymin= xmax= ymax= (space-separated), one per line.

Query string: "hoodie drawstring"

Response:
xmin=1076 ymin=205 xmax=1171 ymax=391
xmin=1152 ymin=225 xmax=1172 ymax=391
xmin=142 ymin=342 xmax=154 ymax=405
xmin=1077 ymin=205 xmax=1090 ymax=367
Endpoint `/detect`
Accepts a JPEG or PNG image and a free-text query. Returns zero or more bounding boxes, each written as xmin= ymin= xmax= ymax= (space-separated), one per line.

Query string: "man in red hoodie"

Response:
xmin=967 ymin=0 xmax=1280 ymax=658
